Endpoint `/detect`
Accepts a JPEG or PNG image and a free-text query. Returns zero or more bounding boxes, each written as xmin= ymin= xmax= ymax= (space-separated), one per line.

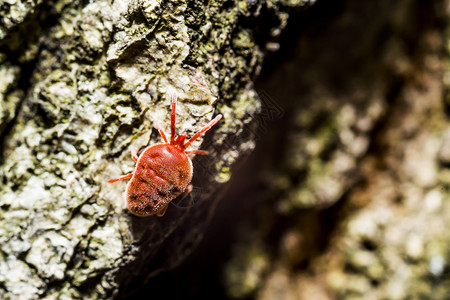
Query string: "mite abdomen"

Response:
xmin=125 ymin=144 xmax=193 ymax=216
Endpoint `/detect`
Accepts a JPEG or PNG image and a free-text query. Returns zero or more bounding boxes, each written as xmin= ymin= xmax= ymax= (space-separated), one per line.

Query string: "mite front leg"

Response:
xmin=185 ymin=150 xmax=209 ymax=155
xmin=184 ymin=184 xmax=193 ymax=194
xmin=107 ymin=173 xmax=133 ymax=183
xmin=156 ymin=204 xmax=169 ymax=217
xmin=156 ymin=122 xmax=169 ymax=144
xmin=131 ymin=148 xmax=139 ymax=162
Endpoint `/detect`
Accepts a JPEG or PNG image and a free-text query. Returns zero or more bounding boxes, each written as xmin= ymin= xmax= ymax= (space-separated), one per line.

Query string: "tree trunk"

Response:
xmin=3 ymin=0 xmax=449 ymax=299
xmin=0 ymin=0 xmax=312 ymax=298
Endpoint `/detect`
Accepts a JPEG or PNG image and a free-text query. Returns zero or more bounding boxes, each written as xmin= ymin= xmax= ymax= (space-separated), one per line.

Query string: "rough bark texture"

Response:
xmin=124 ymin=0 xmax=450 ymax=299
xmin=2 ymin=0 xmax=450 ymax=299
xmin=0 ymin=0 xmax=313 ymax=298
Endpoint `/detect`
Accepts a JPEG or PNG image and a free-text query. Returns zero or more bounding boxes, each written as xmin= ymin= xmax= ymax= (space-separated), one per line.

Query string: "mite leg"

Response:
xmin=107 ymin=173 xmax=133 ymax=183
xmin=180 ymin=184 xmax=194 ymax=207
xmin=184 ymin=184 xmax=193 ymax=194
xmin=170 ymin=93 xmax=177 ymax=144
xmin=185 ymin=150 xmax=209 ymax=155
xmin=157 ymin=204 xmax=169 ymax=217
xmin=156 ymin=122 xmax=168 ymax=144
xmin=182 ymin=114 xmax=222 ymax=150
xmin=174 ymin=132 xmax=187 ymax=145
xmin=131 ymin=148 xmax=139 ymax=162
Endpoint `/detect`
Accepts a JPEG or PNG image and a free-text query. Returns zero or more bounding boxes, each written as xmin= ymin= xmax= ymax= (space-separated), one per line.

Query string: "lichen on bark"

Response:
xmin=0 ymin=0 xmax=311 ymax=298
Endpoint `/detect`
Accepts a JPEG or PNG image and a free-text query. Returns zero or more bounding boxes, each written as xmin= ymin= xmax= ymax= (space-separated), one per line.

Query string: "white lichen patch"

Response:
xmin=48 ymin=82 xmax=74 ymax=100
xmin=0 ymin=256 xmax=43 ymax=299
xmin=347 ymin=212 xmax=379 ymax=239
xmin=63 ymin=214 xmax=97 ymax=244
xmin=25 ymin=232 xmax=73 ymax=280
xmin=82 ymin=26 xmax=104 ymax=51
xmin=157 ymin=66 xmax=217 ymax=105
xmin=0 ymin=64 xmax=20 ymax=93
xmin=424 ymin=188 xmax=442 ymax=212
xmin=1 ymin=236 xmax=31 ymax=256
xmin=404 ymin=233 xmax=424 ymax=260
xmin=86 ymin=217 xmax=124 ymax=269
xmin=9 ymin=176 xmax=50 ymax=210
xmin=141 ymin=0 xmax=163 ymax=14
xmin=428 ymin=255 xmax=445 ymax=277
xmin=403 ymin=134 xmax=440 ymax=187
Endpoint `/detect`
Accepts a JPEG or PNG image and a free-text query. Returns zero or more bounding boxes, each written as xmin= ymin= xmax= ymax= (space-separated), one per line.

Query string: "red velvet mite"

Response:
xmin=108 ymin=93 xmax=222 ymax=217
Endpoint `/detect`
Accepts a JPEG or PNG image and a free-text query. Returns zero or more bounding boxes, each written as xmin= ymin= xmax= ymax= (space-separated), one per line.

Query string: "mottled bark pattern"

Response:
xmin=0 ymin=0 xmax=312 ymax=298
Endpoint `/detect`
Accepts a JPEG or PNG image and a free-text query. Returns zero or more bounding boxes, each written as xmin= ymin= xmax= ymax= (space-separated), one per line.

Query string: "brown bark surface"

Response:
xmin=0 ymin=0 xmax=311 ymax=298
xmin=1 ymin=0 xmax=449 ymax=299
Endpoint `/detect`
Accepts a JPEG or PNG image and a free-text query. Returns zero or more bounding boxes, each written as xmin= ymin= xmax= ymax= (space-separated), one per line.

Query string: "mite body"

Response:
xmin=108 ymin=93 xmax=222 ymax=217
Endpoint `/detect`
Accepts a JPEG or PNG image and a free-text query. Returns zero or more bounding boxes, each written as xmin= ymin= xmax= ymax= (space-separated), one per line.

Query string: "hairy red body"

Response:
xmin=108 ymin=93 xmax=222 ymax=217
xmin=126 ymin=144 xmax=192 ymax=216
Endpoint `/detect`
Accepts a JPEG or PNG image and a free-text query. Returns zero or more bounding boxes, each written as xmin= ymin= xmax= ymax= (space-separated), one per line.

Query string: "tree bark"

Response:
xmin=0 ymin=0 xmax=312 ymax=298
xmin=217 ymin=0 xmax=450 ymax=299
